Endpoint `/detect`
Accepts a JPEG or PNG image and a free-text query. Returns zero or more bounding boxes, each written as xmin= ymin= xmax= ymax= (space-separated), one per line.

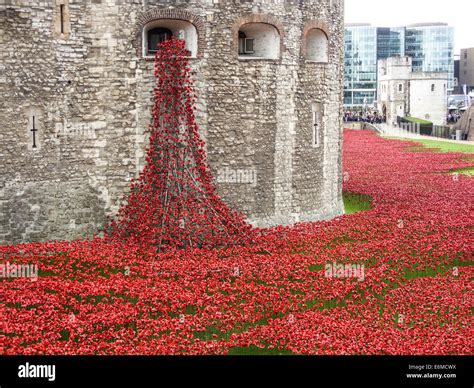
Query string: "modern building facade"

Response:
xmin=378 ymin=56 xmax=448 ymax=126
xmin=345 ymin=23 xmax=454 ymax=108
xmin=344 ymin=24 xmax=378 ymax=108
xmin=377 ymin=27 xmax=405 ymax=60
xmin=454 ymin=56 xmax=461 ymax=94
xmin=405 ymin=23 xmax=455 ymax=91
xmin=459 ymin=48 xmax=474 ymax=93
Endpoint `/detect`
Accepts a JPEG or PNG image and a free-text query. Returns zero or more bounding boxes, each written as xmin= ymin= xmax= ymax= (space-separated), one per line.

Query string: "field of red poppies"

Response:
xmin=1 ymin=130 xmax=473 ymax=355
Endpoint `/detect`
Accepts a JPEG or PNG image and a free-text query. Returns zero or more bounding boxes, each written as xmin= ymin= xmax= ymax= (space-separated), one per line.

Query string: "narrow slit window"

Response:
xmin=312 ymin=103 xmax=322 ymax=148
xmin=28 ymin=112 xmax=40 ymax=150
xmin=313 ymin=111 xmax=320 ymax=147
xmin=56 ymin=2 xmax=70 ymax=37
xmin=60 ymin=4 xmax=65 ymax=34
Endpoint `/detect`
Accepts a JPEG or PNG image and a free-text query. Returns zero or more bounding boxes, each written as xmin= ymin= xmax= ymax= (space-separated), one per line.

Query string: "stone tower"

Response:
xmin=0 ymin=0 xmax=345 ymax=243
xmin=378 ymin=56 xmax=448 ymax=126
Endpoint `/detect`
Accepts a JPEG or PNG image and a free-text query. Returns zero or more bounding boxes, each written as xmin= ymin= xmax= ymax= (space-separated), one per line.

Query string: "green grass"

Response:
xmin=452 ymin=167 xmax=474 ymax=176
xmin=343 ymin=192 xmax=372 ymax=215
xmin=308 ymin=264 xmax=324 ymax=272
xmin=404 ymin=260 xmax=474 ymax=280
xmin=385 ymin=137 xmax=474 ymax=154
xmin=403 ymin=116 xmax=432 ymax=125
xmin=404 ymin=117 xmax=433 ymax=124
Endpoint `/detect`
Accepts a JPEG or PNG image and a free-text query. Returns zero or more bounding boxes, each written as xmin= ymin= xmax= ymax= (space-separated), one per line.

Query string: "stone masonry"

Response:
xmin=0 ymin=0 xmax=345 ymax=243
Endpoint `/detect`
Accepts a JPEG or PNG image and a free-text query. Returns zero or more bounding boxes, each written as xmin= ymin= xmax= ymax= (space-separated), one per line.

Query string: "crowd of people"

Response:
xmin=344 ymin=111 xmax=386 ymax=124
xmin=447 ymin=112 xmax=461 ymax=124
xmin=344 ymin=110 xmax=464 ymax=127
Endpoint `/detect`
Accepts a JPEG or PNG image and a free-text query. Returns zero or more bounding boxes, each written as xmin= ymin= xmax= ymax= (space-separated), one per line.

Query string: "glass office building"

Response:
xmin=344 ymin=25 xmax=378 ymax=107
xmin=344 ymin=23 xmax=454 ymax=108
xmin=377 ymin=27 xmax=405 ymax=60
xmin=405 ymin=23 xmax=455 ymax=91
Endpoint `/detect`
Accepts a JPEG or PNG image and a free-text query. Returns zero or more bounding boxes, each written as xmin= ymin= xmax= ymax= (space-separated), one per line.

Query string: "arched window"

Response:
xmin=306 ymin=28 xmax=328 ymax=63
xmin=147 ymin=28 xmax=173 ymax=55
xmin=143 ymin=19 xmax=198 ymax=57
xmin=238 ymin=23 xmax=280 ymax=59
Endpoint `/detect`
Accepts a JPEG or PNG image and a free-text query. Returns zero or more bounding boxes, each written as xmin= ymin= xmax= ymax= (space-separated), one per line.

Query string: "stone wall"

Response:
xmin=455 ymin=106 xmax=474 ymax=140
xmin=410 ymin=74 xmax=448 ymax=126
xmin=377 ymin=57 xmax=412 ymax=126
xmin=0 ymin=0 xmax=344 ymax=244
xmin=378 ymin=57 xmax=448 ymax=126
xmin=459 ymin=48 xmax=474 ymax=91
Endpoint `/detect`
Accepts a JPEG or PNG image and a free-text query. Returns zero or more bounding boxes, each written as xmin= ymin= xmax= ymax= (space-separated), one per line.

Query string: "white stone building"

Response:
xmin=378 ymin=56 xmax=448 ymax=126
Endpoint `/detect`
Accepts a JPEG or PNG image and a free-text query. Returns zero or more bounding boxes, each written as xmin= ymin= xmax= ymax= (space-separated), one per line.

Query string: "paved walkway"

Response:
xmin=377 ymin=123 xmax=474 ymax=145
xmin=382 ymin=132 xmax=474 ymax=145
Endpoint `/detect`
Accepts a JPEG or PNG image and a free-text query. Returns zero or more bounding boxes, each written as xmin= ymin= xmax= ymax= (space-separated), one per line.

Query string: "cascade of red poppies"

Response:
xmin=108 ymin=39 xmax=254 ymax=250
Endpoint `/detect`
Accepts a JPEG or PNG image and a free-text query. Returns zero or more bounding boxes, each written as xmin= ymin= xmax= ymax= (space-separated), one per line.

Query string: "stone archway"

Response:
xmin=134 ymin=8 xmax=206 ymax=58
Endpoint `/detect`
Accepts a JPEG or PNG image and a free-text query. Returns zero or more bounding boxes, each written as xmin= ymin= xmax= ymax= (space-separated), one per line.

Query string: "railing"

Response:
xmin=431 ymin=125 xmax=457 ymax=140
xmin=382 ymin=122 xmax=421 ymax=136
xmin=381 ymin=123 xmax=462 ymax=140
xmin=345 ymin=119 xmax=464 ymax=141
xmin=344 ymin=121 xmax=385 ymax=133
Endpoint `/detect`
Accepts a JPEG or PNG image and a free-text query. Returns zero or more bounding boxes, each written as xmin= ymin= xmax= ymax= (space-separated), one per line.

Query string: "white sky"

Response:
xmin=345 ymin=0 xmax=474 ymax=54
